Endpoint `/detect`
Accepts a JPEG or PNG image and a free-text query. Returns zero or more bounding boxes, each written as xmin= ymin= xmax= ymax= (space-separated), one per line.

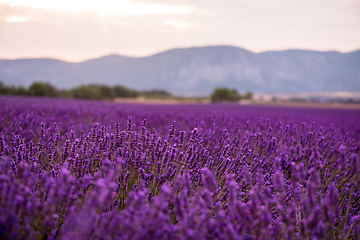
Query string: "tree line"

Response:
xmin=210 ymin=87 xmax=252 ymax=102
xmin=0 ymin=81 xmax=252 ymax=102
xmin=0 ymin=81 xmax=170 ymax=100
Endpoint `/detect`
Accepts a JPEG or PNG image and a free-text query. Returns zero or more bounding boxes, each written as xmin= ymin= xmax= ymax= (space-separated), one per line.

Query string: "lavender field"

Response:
xmin=1 ymin=95 xmax=360 ymax=239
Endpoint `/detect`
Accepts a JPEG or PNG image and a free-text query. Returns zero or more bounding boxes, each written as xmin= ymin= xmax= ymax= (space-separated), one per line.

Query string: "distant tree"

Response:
xmin=113 ymin=85 xmax=138 ymax=98
xmin=70 ymin=84 xmax=116 ymax=100
xmin=242 ymin=91 xmax=253 ymax=100
xmin=0 ymin=81 xmax=142 ymax=101
xmin=211 ymin=87 xmax=241 ymax=102
xmin=59 ymin=89 xmax=73 ymax=98
xmin=15 ymin=86 xmax=27 ymax=95
xmin=71 ymin=85 xmax=102 ymax=100
xmin=0 ymin=81 xmax=27 ymax=95
xmin=28 ymin=82 xmax=59 ymax=97
xmin=100 ymin=85 xmax=115 ymax=99
xmin=140 ymin=89 xmax=172 ymax=98
xmin=0 ymin=81 xmax=8 ymax=94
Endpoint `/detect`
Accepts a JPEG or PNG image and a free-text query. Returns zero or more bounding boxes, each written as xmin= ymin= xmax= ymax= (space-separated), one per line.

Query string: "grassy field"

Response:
xmin=114 ymin=96 xmax=211 ymax=104
xmin=252 ymin=100 xmax=360 ymax=109
xmin=114 ymin=96 xmax=360 ymax=109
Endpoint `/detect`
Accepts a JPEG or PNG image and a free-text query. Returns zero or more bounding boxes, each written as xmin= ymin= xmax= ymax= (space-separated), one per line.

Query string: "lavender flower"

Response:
xmin=0 ymin=95 xmax=359 ymax=239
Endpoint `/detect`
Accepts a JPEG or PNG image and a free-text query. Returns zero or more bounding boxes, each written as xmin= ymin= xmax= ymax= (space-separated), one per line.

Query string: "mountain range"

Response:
xmin=1 ymin=45 xmax=359 ymax=95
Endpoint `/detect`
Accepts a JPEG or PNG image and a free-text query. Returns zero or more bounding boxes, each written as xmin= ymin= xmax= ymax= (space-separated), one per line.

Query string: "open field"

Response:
xmin=114 ymin=96 xmax=360 ymax=110
xmin=1 ymin=95 xmax=359 ymax=239
xmin=253 ymin=101 xmax=360 ymax=110
xmin=114 ymin=96 xmax=211 ymax=105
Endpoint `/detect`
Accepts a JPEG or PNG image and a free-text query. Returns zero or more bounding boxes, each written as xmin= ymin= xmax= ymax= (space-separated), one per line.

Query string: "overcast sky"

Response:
xmin=1 ymin=0 xmax=359 ymax=62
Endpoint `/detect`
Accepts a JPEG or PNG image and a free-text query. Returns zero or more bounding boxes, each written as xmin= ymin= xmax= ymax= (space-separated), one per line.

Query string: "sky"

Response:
xmin=0 ymin=0 xmax=359 ymax=62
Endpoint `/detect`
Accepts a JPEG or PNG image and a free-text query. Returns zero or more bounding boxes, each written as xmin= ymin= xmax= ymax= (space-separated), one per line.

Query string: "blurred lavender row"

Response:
xmin=0 ymin=95 xmax=359 ymax=239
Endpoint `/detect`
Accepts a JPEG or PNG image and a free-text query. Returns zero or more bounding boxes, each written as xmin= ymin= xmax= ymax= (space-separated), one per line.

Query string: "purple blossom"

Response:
xmin=0 ymin=95 xmax=359 ymax=239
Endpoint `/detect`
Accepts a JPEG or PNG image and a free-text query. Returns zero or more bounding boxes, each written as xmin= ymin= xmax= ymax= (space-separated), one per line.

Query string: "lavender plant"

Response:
xmin=0 ymin=95 xmax=359 ymax=239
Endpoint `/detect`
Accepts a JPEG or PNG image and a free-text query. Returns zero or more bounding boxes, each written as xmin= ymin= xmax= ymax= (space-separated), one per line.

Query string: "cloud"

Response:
xmin=0 ymin=0 xmax=194 ymax=15
xmin=0 ymin=0 xmax=359 ymax=61
xmin=164 ymin=19 xmax=188 ymax=29
xmin=5 ymin=15 xmax=28 ymax=22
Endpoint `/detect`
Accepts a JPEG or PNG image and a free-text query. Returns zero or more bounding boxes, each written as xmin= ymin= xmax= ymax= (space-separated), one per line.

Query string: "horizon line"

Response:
xmin=1 ymin=44 xmax=359 ymax=63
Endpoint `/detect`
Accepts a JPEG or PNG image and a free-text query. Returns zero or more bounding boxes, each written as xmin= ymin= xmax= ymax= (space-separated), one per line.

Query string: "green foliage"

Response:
xmin=28 ymin=82 xmax=59 ymax=97
xmin=243 ymin=91 xmax=253 ymax=100
xmin=16 ymin=86 xmax=27 ymax=95
xmin=0 ymin=81 xmax=143 ymax=100
xmin=210 ymin=88 xmax=253 ymax=102
xmin=140 ymin=89 xmax=172 ymax=99
xmin=59 ymin=89 xmax=73 ymax=98
xmin=1 ymin=81 xmax=253 ymax=103
xmin=71 ymin=84 xmax=115 ymax=100
xmin=211 ymin=87 xmax=241 ymax=102
xmin=0 ymin=81 xmax=31 ymax=95
xmin=0 ymin=82 xmax=5 ymax=94
xmin=113 ymin=85 xmax=138 ymax=98
xmin=100 ymin=85 xmax=115 ymax=99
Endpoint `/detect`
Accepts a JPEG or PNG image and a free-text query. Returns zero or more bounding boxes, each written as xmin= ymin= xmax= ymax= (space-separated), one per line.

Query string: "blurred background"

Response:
xmin=0 ymin=0 xmax=360 ymax=104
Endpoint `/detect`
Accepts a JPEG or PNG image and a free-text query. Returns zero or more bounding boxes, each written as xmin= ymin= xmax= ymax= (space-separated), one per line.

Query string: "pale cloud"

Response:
xmin=0 ymin=0 xmax=194 ymax=15
xmin=5 ymin=15 xmax=28 ymax=22
xmin=0 ymin=0 xmax=359 ymax=61
xmin=164 ymin=19 xmax=188 ymax=29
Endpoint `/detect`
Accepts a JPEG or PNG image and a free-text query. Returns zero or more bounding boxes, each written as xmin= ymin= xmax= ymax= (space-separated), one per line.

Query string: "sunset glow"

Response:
xmin=0 ymin=0 xmax=359 ymax=61
xmin=0 ymin=0 xmax=193 ymax=15
xmin=5 ymin=15 xmax=28 ymax=22
xmin=164 ymin=19 xmax=188 ymax=29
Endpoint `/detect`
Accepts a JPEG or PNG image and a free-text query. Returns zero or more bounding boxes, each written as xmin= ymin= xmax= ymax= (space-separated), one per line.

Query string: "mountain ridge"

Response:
xmin=1 ymin=46 xmax=359 ymax=94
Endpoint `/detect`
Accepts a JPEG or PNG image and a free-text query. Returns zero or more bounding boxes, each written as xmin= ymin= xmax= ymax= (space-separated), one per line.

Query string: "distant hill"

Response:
xmin=1 ymin=46 xmax=359 ymax=95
